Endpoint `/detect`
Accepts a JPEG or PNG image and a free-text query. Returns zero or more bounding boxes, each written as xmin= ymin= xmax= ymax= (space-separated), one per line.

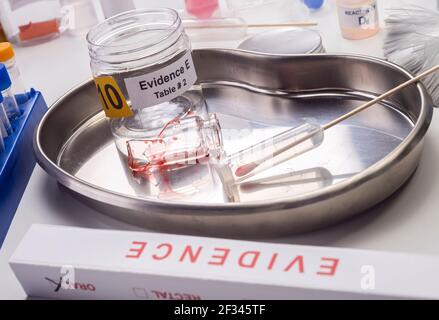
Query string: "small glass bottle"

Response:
xmin=0 ymin=63 xmax=20 ymax=119
xmin=336 ymin=0 xmax=380 ymax=40
xmin=127 ymin=114 xmax=223 ymax=179
xmin=87 ymin=8 xmax=206 ymax=160
xmin=0 ymin=42 xmax=26 ymax=97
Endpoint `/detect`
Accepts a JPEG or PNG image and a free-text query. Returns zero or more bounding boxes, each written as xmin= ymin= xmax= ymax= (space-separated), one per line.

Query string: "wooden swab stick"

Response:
xmin=322 ymin=64 xmax=439 ymax=130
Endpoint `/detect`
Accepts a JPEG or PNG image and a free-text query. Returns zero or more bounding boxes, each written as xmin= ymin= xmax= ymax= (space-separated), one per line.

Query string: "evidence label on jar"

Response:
xmin=124 ymin=51 xmax=198 ymax=110
xmin=338 ymin=1 xmax=378 ymax=29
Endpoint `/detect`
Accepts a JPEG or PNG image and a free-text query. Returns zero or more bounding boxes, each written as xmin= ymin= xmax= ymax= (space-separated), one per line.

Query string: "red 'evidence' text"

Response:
xmin=125 ymin=241 xmax=339 ymax=277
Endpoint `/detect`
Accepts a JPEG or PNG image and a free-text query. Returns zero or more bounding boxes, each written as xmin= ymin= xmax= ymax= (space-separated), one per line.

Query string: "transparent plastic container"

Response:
xmin=0 ymin=0 xmax=69 ymax=44
xmin=60 ymin=0 xmax=100 ymax=37
xmin=87 ymin=8 xmax=206 ymax=159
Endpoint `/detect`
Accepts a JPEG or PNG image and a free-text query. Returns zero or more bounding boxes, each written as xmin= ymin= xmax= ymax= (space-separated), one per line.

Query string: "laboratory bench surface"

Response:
xmin=1 ymin=0 xmax=439 ymax=300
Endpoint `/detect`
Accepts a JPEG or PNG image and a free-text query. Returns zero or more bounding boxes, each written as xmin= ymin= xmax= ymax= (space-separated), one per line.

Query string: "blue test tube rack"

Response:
xmin=0 ymin=89 xmax=47 ymax=247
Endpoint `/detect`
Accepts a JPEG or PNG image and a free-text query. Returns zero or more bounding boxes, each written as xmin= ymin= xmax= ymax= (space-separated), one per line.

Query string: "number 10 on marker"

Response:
xmin=94 ymin=76 xmax=134 ymax=118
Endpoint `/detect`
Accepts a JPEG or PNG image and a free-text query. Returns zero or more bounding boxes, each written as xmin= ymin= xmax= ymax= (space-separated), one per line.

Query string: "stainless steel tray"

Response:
xmin=34 ymin=49 xmax=434 ymax=238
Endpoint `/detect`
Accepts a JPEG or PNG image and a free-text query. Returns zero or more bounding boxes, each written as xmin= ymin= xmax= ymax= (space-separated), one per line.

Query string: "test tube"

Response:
xmin=0 ymin=112 xmax=6 ymax=138
xmin=0 ymin=93 xmax=12 ymax=136
xmin=0 ymin=63 xmax=20 ymax=119
xmin=0 ymin=43 xmax=26 ymax=98
xmin=221 ymin=166 xmax=333 ymax=203
xmin=0 ymin=124 xmax=4 ymax=153
xmin=218 ymin=122 xmax=324 ymax=185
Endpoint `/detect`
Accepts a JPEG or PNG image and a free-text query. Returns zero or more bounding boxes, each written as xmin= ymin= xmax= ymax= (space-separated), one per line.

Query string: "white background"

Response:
xmin=1 ymin=0 xmax=439 ymax=299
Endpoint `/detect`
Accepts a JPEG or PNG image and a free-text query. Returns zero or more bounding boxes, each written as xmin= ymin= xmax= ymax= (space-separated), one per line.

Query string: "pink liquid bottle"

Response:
xmin=336 ymin=0 xmax=380 ymax=40
xmin=185 ymin=0 xmax=219 ymax=19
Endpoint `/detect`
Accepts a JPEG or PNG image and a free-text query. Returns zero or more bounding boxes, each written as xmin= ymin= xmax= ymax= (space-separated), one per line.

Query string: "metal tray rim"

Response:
xmin=33 ymin=52 xmax=434 ymax=214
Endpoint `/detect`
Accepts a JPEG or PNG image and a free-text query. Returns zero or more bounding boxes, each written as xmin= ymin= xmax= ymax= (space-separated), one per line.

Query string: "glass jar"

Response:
xmin=87 ymin=8 xmax=206 ymax=158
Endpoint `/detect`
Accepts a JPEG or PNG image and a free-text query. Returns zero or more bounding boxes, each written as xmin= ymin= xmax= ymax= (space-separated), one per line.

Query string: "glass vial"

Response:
xmin=87 ymin=8 xmax=206 ymax=158
xmin=127 ymin=114 xmax=223 ymax=179
xmin=336 ymin=0 xmax=380 ymax=40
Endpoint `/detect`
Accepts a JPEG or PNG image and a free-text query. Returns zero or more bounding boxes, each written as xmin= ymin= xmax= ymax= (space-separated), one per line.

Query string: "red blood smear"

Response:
xmin=127 ymin=139 xmax=164 ymax=173
xmin=158 ymin=118 xmax=180 ymax=138
xmin=129 ymin=108 xmax=193 ymax=174
xmin=235 ymin=162 xmax=258 ymax=177
xmin=126 ymin=108 xmax=210 ymax=197
xmin=158 ymin=108 xmax=194 ymax=138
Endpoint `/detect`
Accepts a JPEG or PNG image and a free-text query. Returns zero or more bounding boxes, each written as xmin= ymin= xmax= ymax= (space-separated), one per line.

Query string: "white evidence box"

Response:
xmin=9 ymin=224 xmax=439 ymax=300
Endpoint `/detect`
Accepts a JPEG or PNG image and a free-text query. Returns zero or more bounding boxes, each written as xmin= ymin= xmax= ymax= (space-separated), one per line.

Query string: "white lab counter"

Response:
xmin=1 ymin=0 xmax=438 ymax=299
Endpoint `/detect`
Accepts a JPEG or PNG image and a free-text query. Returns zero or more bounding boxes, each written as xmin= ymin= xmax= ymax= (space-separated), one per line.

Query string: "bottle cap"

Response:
xmin=0 ymin=42 xmax=15 ymax=62
xmin=0 ymin=63 xmax=12 ymax=90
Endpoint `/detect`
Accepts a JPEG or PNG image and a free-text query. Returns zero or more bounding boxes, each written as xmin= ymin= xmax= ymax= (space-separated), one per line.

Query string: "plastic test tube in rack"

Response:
xmin=0 ymin=92 xmax=12 ymax=137
xmin=0 ymin=63 xmax=20 ymax=119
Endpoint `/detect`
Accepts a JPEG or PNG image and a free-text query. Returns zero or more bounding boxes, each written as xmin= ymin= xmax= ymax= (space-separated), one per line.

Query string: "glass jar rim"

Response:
xmin=86 ymin=8 xmax=182 ymax=51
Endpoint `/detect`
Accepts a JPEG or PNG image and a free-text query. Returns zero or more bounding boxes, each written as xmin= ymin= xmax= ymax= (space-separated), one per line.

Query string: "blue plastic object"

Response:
xmin=0 ymin=89 xmax=47 ymax=247
xmin=0 ymin=64 xmax=12 ymax=90
xmin=304 ymin=0 xmax=324 ymax=10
